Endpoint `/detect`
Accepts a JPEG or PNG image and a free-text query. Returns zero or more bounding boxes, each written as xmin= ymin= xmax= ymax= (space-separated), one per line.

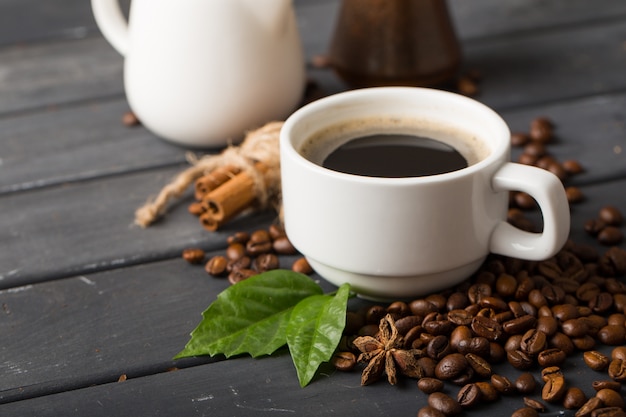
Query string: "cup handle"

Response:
xmin=490 ymin=162 xmax=570 ymax=260
xmin=91 ymin=0 xmax=129 ymax=56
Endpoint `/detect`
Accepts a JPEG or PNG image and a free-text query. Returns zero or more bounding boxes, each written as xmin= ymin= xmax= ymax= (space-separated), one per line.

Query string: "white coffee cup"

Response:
xmin=280 ymin=87 xmax=570 ymax=299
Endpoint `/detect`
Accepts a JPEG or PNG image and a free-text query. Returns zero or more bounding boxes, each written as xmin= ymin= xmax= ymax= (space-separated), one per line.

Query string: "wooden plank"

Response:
xmin=0 ymin=98 xmax=189 ymax=194
xmin=0 ymin=166 xmax=278 ymax=288
xmin=0 ymin=0 xmax=130 ymax=47
xmin=0 ymin=37 xmax=124 ymax=114
xmin=449 ymin=0 xmax=626 ymax=41
xmin=464 ymin=18 xmax=626 ymax=111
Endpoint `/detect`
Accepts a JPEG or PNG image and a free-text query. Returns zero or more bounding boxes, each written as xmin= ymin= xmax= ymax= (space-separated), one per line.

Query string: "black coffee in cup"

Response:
xmin=298 ymin=116 xmax=489 ymax=178
xmin=322 ymin=133 xmax=468 ymax=177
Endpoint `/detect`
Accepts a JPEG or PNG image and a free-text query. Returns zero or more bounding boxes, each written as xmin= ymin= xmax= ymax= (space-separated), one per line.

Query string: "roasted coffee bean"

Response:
xmin=503 ymin=315 xmax=537 ymax=335
xmin=536 ymin=316 xmax=558 ymax=336
xmin=523 ymin=397 xmax=546 ymax=412
xmin=357 ymin=324 xmax=378 ymax=337
xmin=446 ymin=292 xmax=470 ymax=311
xmin=590 ymin=407 xmax=626 ymax=417
xmin=563 ymin=387 xmax=588 ymax=409
xmin=292 ymin=257 xmax=312 ymax=274
xmin=576 ymin=397 xmax=603 ymax=417
xmin=599 ymin=206 xmax=624 ymax=226
xmin=552 ymin=304 xmax=580 ymax=322
xmin=612 ymin=346 xmax=626 ymax=361
xmin=598 ymin=325 xmax=626 ymax=345
xmin=428 ymin=392 xmax=462 ymax=416
xmin=458 ymin=337 xmax=490 ymax=358
xmin=272 ymin=236 xmax=297 ymax=254
xmin=449 ymin=326 xmax=472 ymax=351
xmin=471 ymin=316 xmax=503 ymax=341
xmin=427 ymin=335 xmax=452 ymax=360
xmin=475 ymin=381 xmax=499 ymax=402
xmin=418 ymin=357 xmax=437 ymax=378
xmin=457 ymin=383 xmax=481 ymax=408
xmin=511 ymin=132 xmax=530 ymax=147
xmin=563 ymin=159 xmax=584 ymax=175
xmin=537 ymin=348 xmax=567 ymax=367
xmin=549 ymin=332 xmax=575 ymax=355
xmin=447 ymin=309 xmax=473 ymax=326
xmin=584 ymin=351 xmax=611 ymax=371
xmin=423 ymin=320 xmax=454 ymax=336
xmin=417 ymin=377 xmax=444 ymax=394
xmin=435 ymin=353 xmax=468 ymax=381
xmin=604 ymin=247 xmax=626 ymax=275
xmin=490 ymin=341 xmax=506 ymax=363
xmin=596 ymin=388 xmax=625 ymax=408
xmin=591 ymin=293 xmax=614 ymax=314
xmin=465 ymin=353 xmax=492 ymax=378
xmin=227 ymin=255 xmax=252 ymax=273
xmin=572 ymin=335 xmax=596 ymax=351
xmin=505 ymin=334 xmax=523 ymax=352
xmin=609 ymin=359 xmax=626 ymax=382
xmin=365 ymin=305 xmax=387 ymax=325
xmin=511 ymin=407 xmax=539 ymax=417
xmin=530 ymin=117 xmax=554 ymax=143
xmin=387 ymin=301 xmax=411 ymax=319
xmin=410 ymin=299 xmax=438 ymax=316
xmin=592 ymin=380 xmax=621 ymax=393
xmin=226 ymin=242 xmax=246 ymax=260
xmin=491 ymin=374 xmax=516 ymax=395
xmin=562 ymin=318 xmax=589 ymax=338
xmin=542 ymin=372 xmax=567 ymax=403
xmin=467 ymin=283 xmax=492 ymax=304
xmin=567 ymin=186 xmax=585 ymax=203
xmin=515 ymin=372 xmax=537 ymax=394
xmin=417 ymin=406 xmax=447 ymax=417
xmin=254 ymin=253 xmax=279 ymax=272
xmin=331 ymin=351 xmax=356 ymax=371
xmin=228 ymin=268 xmax=256 ymax=285
xmin=226 ymin=231 xmax=250 ymax=245
xmin=523 ymin=142 xmax=546 ymax=157
xmin=395 ymin=315 xmax=422 ymax=335
xmin=246 ymin=230 xmax=273 ymax=255
xmin=507 ymin=349 xmax=534 ymax=370
xmin=514 ymin=192 xmax=538 ymax=210
xmin=205 ymin=255 xmax=228 ymax=276
xmin=577 ymin=282 xmax=602 ymax=302
xmin=598 ymin=227 xmax=624 ymax=246
xmin=520 ymin=329 xmax=547 ymax=356
xmin=182 ymin=248 xmax=205 ymax=264
xmin=404 ymin=326 xmax=423 ymax=348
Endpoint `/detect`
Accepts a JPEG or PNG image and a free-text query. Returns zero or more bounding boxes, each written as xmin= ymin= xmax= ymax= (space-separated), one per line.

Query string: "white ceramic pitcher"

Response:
xmin=92 ymin=0 xmax=306 ymax=147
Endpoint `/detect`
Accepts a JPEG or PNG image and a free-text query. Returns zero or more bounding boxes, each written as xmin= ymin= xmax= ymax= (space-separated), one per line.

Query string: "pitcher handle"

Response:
xmin=489 ymin=162 xmax=570 ymax=260
xmin=91 ymin=0 xmax=129 ymax=56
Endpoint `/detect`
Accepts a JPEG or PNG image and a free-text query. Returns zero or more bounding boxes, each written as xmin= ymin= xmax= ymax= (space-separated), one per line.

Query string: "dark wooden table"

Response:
xmin=2 ymin=1 xmax=626 ymax=415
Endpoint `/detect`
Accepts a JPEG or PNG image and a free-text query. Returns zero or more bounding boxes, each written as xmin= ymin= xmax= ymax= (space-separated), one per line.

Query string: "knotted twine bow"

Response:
xmin=134 ymin=121 xmax=283 ymax=228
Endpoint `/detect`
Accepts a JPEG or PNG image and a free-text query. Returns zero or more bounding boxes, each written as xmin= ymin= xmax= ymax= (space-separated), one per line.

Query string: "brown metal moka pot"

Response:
xmin=327 ymin=0 xmax=462 ymax=88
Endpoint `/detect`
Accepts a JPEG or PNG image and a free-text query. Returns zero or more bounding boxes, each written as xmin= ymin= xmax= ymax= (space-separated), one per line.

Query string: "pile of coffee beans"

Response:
xmin=182 ymin=224 xmax=312 ymax=285
xmin=334 ymin=237 xmax=626 ymax=417
xmin=585 ymin=206 xmax=625 ymax=246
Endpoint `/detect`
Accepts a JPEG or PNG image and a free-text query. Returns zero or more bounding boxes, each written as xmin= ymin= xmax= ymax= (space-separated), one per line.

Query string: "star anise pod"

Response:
xmin=352 ymin=314 xmax=425 ymax=385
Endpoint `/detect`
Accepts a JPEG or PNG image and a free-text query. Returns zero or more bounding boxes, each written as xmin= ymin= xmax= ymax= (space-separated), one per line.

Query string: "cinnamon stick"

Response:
xmin=194 ymin=165 xmax=241 ymax=201
xmin=200 ymin=162 xmax=269 ymax=227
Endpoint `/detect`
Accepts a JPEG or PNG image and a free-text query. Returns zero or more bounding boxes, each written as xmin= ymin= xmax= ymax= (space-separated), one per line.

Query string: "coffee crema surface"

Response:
xmin=299 ymin=116 xmax=490 ymax=176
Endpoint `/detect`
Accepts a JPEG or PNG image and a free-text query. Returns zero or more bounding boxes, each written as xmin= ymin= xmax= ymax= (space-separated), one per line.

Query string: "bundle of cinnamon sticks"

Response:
xmin=134 ymin=121 xmax=282 ymax=229
xmin=188 ymin=162 xmax=270 ymax=231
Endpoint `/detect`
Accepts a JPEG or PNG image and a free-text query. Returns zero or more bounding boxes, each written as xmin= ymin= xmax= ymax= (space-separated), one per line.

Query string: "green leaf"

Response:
xmin=286 ymin=283 xmax=351 ymax=387
xmin=174 ymin=270 xmax=323 ymax=359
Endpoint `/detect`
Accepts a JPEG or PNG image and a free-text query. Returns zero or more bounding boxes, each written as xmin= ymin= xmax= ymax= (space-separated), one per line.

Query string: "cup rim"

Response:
xmin=281 ymin=86 xmax=511 ymax=185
